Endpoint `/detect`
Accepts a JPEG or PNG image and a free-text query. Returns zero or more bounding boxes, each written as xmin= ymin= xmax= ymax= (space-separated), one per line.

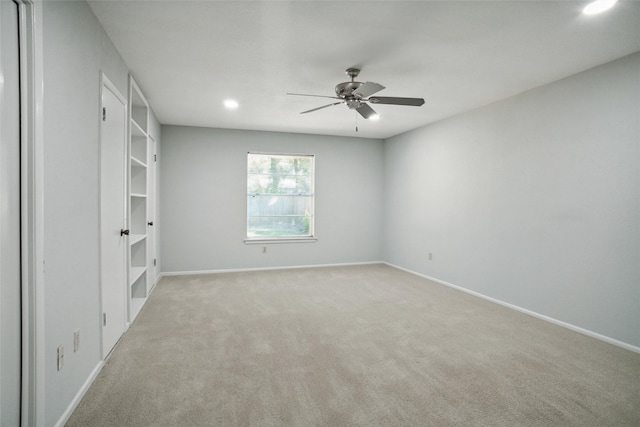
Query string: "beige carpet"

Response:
xmin=66 ymin=264 xmax=640 ymax=426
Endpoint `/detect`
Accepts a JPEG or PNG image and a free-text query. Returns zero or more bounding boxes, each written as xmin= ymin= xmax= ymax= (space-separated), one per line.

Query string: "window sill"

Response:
xmin=244 ymin=237 xmax=317 ymax=244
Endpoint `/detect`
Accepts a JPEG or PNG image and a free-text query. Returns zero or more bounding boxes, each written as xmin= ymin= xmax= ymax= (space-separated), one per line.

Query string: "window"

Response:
xmin=246 ymin=153 xmax=315 ymax=241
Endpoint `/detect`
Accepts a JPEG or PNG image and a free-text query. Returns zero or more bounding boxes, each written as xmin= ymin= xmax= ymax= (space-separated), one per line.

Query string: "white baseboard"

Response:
xmin=158 ymin=261 xmax=384 ymax=278
xmin=385 ymin=262 xmax=640 ymax=354
xmin=54 ymin=361 xmax=104 ymax=427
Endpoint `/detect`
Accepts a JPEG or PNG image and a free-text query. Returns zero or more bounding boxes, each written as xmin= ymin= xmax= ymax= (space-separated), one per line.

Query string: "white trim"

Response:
xmin=52 ymin=362 xmax=104 ymax=427
xmin=385 ymin=262 xmax=640 ymax=354
xmin=248 ymin=151 xmax=315 ymax=158
xmin=159 ymin=261 xmax=384 ymax=277
xmin=100 ymin=73 xmax=127 ymax=105
xmin=17 ymin=1 xmax=45 ymax=425
xmin=244 ymin=238 xmax=317 ymax=244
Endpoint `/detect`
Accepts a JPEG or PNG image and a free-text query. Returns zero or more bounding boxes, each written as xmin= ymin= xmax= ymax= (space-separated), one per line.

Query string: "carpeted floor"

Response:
xmin=66 ymin=264 xmax=640 ymax=426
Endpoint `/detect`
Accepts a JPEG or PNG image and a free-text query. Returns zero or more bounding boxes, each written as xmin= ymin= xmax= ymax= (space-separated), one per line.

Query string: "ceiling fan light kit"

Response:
xmin=288 ymin=68 xmax=425 ymax=125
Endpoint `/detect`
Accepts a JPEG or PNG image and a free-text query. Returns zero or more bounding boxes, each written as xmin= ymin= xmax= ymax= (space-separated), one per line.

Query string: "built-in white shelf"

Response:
xmin=127 ymin=75 xmax=154 ymax=324
xmin=131 ymin=156 xmax=147 ymax=168
xmin=131 ymin=119 xmax=146 ymax=137
xmin=129 ymin=266 xmax=146 ymax=286
xmin=129 ymin=234 xmax=146 ymax=245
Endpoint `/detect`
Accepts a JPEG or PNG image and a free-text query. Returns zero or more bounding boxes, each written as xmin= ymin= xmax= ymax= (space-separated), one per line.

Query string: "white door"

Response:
xmin=100 ymin=77 xmax=128 ymax=358
xmin=147 ymin=137 xmax=156 ymax=288
xmin=0 ymin=1 xmax=22 ymax=424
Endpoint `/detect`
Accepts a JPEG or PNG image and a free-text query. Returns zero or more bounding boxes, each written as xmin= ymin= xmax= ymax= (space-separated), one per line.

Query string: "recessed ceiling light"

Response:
xmin=583 ymin=0 xmax=618 ymax=15
xmin=223 ymin=99 xmax=239 ymax=109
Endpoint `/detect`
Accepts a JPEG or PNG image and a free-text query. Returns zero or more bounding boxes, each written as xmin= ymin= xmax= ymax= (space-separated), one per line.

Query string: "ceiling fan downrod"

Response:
xmin=345 ymin=67 xmax=361 ymax=82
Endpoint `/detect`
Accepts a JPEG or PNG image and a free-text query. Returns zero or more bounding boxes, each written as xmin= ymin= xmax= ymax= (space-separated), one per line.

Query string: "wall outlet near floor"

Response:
xmin=428 ymin=252 xmax=433 ymax=261
xmin=262 ymin=246 xmax=267 ymax=254
xmin=57 ymin=345 xmax=64 ymax=371
xmin=74 ymin=329 xmax=80 ymax=352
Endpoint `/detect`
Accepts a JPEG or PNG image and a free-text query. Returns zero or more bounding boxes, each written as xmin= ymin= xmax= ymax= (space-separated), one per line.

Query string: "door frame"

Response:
xmin=16 ymin=1 xmax=45 ymax=425
xmin=99 ymin=72 xmax=129 ymax=358
xmin=1 ymin=1 xmax=23 ymax=424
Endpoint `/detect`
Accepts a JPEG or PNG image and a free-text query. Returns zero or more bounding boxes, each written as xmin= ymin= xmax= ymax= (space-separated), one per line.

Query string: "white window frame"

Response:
xmin=245 ymin=152 xmax=317 ymax=244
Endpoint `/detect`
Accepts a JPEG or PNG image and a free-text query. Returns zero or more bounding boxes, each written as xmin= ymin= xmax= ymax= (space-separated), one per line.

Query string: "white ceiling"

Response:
xmin=88 ymin=0 xmax=640 ymax=139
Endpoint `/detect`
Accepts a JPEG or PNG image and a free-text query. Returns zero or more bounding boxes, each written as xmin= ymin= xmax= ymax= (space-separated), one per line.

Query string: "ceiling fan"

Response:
xmin=287 ymin=68 xmax=425 ymax=120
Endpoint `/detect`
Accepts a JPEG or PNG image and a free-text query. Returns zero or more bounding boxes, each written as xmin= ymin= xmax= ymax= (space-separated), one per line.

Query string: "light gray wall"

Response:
xmin=42 ymin=1 xmax=129 ymax=424
xmin=160 ymin=126 xmax=384 ymax=272
xmin=384 ymin=52 xmax=640 ymax=348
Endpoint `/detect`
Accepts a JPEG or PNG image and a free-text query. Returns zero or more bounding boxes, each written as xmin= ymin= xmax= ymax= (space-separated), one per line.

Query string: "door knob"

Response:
xmin=147 ymin=221 xmax=154 ymax=226
xmin=120 ymin=229 xmax=130 ymax=236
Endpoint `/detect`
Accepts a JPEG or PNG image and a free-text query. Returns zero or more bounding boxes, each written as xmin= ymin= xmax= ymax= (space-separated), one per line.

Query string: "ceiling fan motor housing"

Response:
xmin=335 ymin=81 xmax=364 ymax=98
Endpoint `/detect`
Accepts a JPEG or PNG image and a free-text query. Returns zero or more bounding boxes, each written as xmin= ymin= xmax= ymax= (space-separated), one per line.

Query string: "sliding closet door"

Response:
xmin=0 ymin=0 xmax=22 ymax=424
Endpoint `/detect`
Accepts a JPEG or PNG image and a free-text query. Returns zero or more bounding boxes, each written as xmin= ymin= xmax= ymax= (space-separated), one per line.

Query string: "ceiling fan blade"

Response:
xmin=287 ymin=93 xmax=341 ymax=100
xmin=353 ymin=81 xmax=385 ymax=98
xmin=368 ymin=96 xmax=425 ymax=106
xmin=356 ymin=103 xmax=378 ymax=119
xmin=300 ymin=102 xmax=343 ymax=114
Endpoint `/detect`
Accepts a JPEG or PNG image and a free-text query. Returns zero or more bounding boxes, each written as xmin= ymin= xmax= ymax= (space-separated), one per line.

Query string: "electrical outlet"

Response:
xmin=57 ymin=345 xmax=64 ymax=371
xmin=74 ymin=329 xmax=80 ymax=352
xmin=262 ymin=246 xmax=267 ymax=254
xmin=428 ymin=253 xmax=433 ymax=261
